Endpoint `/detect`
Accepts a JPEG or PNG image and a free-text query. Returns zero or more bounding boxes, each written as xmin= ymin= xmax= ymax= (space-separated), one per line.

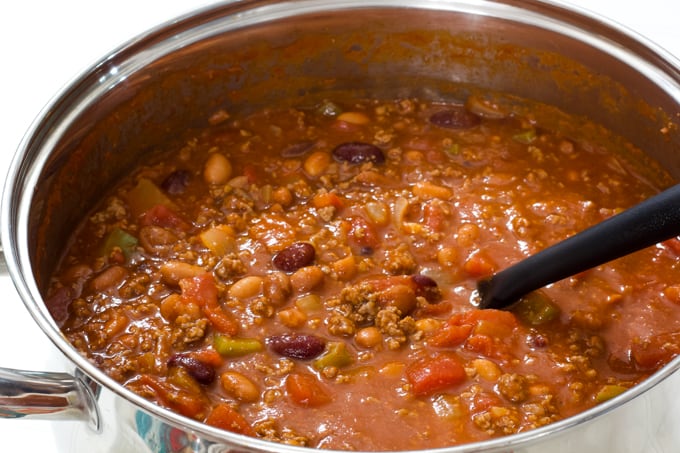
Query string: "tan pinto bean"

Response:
xmin=437 ymin=247 xmax=458 ymax=268
xmin=303 ymin=151 xmax=332 ymax=177
xmin=337 ymin=111 xmax=371 ymax=125
xmin=290 ymin=266 xmax=325 ymax=293
xmin=471 ymin=359 xmax=502 ymax=381
xmin=90 ymin=266 xmax=128 ymax=292
xmin=160 ymin=293 xmax=182 ymax=321
xmin=277 ymin=307 xmax=307 ymax=328
xmin=457 ymin=223 xmax=480 ymax=247
xmin=228 ymin=276 xmax=264 ymax=299
xmin=160 ymin=294 xmax=201 ymax=322
xmin=413 ymin=181 xmax=453 ymax=200
xmin=377 ymin=284 xmax=417 ymax=315
xmin=264 ymin=271 xmax=292 ymax=306
xmin=332 ymin=255 xmax=357 ymax=282
xmin=415 ymin=318 xmax=442 ymax=334
xmin=204 ymin=153 xmax=232 ymax=185
xmin=272 ymin=186 xmax=293 ymax=207
xmin=355 ymin=327 xmax=383 ymax=348
xmin=103 ymin=309 xmax=129 ymax=339
xmin=220 ymin=371 xmax=260 ymax=402
xmin=160 ymin=261 xmax=206 ymax=286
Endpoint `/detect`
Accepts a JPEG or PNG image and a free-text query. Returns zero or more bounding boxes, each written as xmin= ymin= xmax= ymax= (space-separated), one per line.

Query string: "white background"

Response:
xmin=1 ymin=0 xmax=679 ymax=451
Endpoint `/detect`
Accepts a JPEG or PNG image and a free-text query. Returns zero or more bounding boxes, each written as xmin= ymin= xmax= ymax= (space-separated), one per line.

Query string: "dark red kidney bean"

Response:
xmin=411 ymin=274 xmax=441 ymax=302
xmin=45 ymin=286 xmax=73 ymax=325
xmin=161 ymin=170 xmax=191 ymax=194
xmin=167 ymin=354 xmax=215 ymax=385
xmin=267 ymin=334 xmax=326 ymax=360
xmin=273 ymin=242 xmax=316 ymax=272
xmin=281 ymin=141 xmax=316 ymax=158
xmin=429 ymin=106 xmax=481 ymax=129
xmin=332 ymin=142 xmax=385 ymax=164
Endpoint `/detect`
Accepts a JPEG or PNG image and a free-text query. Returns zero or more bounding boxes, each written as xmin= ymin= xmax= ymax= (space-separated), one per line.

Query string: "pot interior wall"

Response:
xmin=28 ymin=3 xmax=680 ymax=291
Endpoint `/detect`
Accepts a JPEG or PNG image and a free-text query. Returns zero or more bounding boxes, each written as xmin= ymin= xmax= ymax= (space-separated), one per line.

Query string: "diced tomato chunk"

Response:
xmin=631 ymin=333 xmax=680 ymax=370
xmin=463 ymin=250 xmax=496 ymax=277
xmin=468 ymin=391 xmax=503 ymax=413
xmin=189 ymin=348 xmax=224 ymax=368
xmin=461 ymin=309 xmax=518 ymax=328
xmin=180 ymin=273 xmax=219 ymax=306
xmin=662 ymin=237 xmax=680 ymax=256
xmin=313 ymin=191 xmax=345 ymax=210
xmin=180 ymin=274 xmax=239 ymax=336
xmin=243 ymin=164 xmax=259 ymax=184
xmin=664 ymin=285 xmax=680 ymax=304
xmin=416 ymin=300 xmax=452 ymax=317
xmin=428 ymin=309 xmax=517 ymax=349
xmin=141 ymin=204 xmax=190 ymax=231
xmin=203 ymin=305 xmax=239 ymax=336
xmin=406 ymin=352 xmax=467 ymax=396
xmin=422 ymin=201 xmax=448 ymax=232
xmin=286 ymin=373 xmax=331 ymax=407
xmin=465 ymin=335 xmax=495 ymax=357
xmin=461 ymin=309 xmax=518 ymax=337
xmin=205 ymin=403 xmax=255 ymax=436
xmin=428 ymin=323 xmax=473 ymax=347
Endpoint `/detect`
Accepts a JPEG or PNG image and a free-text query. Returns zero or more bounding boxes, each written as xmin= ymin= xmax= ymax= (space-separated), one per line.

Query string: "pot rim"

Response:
xmin=3 ymin=0 xmax=680 ymax=451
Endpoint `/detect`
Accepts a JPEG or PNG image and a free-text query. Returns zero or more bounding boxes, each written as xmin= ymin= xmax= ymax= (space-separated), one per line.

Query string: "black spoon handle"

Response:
xmin=477 ymin=183 xmax=680 ymax=310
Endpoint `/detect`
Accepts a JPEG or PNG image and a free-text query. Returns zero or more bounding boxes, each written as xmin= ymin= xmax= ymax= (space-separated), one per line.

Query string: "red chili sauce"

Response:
xmin=47 ymin=97 xmax=680 ymax=450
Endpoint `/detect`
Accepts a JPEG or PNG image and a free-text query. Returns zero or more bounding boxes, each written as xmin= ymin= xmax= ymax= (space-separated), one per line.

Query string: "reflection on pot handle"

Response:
xmin=0 ymin=247 xmax=102 ymax=433
xmin=0 ymin=366 xmax=101 ymax=431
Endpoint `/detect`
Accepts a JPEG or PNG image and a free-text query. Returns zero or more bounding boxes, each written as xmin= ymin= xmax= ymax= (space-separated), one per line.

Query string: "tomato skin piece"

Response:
xmin=461 ymin=308 xmax=518 ymax=329
xmin=406 ymin=352 xmax=467 ymax=396
xmin=286 ymin=372 xmax=331 ymax=407
xmin=205 ymin=403 xmax=255 ymax=436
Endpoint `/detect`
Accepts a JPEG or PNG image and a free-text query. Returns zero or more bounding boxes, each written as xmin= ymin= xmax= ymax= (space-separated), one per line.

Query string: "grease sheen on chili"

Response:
xmin=47 ymin=97 xmax=680 ymax=451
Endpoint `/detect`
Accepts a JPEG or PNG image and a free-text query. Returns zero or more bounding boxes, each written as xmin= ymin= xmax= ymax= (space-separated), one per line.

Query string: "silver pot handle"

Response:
xmin=0 ymin=247 xmax=101 ymax=432
xmin=0 ymin=366 xmax=101 ymax=432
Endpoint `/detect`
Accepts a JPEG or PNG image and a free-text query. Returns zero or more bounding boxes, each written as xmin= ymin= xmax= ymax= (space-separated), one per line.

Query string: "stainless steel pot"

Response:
xmin=2 ymin=1 xmax=680 ymax=452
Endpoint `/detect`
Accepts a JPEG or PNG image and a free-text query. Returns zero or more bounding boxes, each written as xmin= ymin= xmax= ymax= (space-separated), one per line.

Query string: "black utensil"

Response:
xmin=476 ymin=184 xmax=680 ymax=309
